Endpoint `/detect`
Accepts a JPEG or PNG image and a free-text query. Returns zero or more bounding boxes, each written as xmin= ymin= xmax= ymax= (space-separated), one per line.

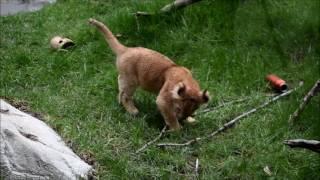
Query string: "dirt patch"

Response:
xmin=65 ymin=138 xmax=97 ymax=167
xmin=0 ymin=96 xmax=44 ymax=120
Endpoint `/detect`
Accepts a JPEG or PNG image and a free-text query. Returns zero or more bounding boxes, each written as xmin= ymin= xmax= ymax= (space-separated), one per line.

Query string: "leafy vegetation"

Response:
xmin=1 ymin=0 xmax=319 ymax=178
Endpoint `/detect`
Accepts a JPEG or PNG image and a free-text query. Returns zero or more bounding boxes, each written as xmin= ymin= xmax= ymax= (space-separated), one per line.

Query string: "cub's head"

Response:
xmin=171 ymin=82 xmax=210 ymax=120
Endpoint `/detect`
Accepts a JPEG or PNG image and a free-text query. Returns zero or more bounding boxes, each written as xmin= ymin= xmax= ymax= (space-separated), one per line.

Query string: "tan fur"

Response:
xmin=89 ymin=18 xmax=210 ymax=131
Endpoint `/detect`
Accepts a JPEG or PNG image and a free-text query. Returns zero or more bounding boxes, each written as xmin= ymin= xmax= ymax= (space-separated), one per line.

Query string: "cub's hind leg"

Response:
xmin=118 ymin=75 xmax=139 ymax=115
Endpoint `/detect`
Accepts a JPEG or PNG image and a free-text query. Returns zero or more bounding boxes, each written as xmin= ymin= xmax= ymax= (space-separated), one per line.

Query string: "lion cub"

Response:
xmin=89 ymin=18 xmax=209 ymax=131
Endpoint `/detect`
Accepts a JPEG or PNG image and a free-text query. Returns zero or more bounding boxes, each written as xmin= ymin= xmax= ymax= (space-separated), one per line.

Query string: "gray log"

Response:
xmin=160 ymin=0 xmax=202 ymax=12
xmin=0 ymin=99 xmax=93 ymax=179
xmin=284 ymin=139 xmax=320 ymax=153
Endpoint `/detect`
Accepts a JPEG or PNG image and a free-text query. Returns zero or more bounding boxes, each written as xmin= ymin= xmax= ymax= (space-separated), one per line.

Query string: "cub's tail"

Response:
xmin=89 ymin=18 xmax=126 ymax=55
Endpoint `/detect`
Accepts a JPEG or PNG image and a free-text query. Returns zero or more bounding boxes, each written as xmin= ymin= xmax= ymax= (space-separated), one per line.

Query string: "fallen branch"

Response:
xmin=160 ymin=0 xmax=202 ymax=13
xmin=134 ymin=0 xmax=203 ymax=16
xmin=284 ymin=139 xmax=320 ymax=153
xmin=157 ymin=82 xmax=304 ymax=147
xmin=135 ymin=98 xmax=248 ymax=152
xmin=135 ymin=126 xmax=167 ymax=153
xmin=289 ymin=80 xmax=320 ymax=123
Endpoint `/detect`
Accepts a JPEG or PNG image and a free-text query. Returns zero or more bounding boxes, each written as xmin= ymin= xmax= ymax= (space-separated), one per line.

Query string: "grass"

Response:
xmin=1 ymin=0 xmax=319 ymax=179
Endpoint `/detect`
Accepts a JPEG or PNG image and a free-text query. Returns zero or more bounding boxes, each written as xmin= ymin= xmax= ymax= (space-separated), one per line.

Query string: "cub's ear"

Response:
xmin=171 ymin=82 xmax=186 ymax=99
xmin=202 ymin=89 xmax=210 ymax=103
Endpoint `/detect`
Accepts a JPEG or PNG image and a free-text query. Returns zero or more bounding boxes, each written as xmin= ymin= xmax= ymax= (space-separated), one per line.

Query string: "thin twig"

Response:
xmin=134 ymin=14 xmax=141 ymax=32
xmin=284 ymin=139 xmax=320 ymax=153
xmin=195 ymin=97 xmax=250 ymax=115
xmin=57 ymin=49 xmax=69 ymax=52
xmin=135 ymin=126 xmax=167 ymax=153
xmin=157 ymin=82 xmax=304 ymax=147
xmin=195 ymin=158 xmax=199 ymax=177
xmin=289 ymin=80 xmax=320 ymax=123
xmin=134 ymin=11 xmax=153 ymax=17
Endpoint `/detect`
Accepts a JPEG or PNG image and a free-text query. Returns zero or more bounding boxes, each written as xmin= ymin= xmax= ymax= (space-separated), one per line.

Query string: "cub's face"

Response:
xmin=172 ymin=82 xmax=210 ymax=120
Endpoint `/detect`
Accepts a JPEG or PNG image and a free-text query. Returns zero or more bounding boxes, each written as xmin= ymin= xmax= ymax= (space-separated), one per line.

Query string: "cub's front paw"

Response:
xmin=128 ymin=108 xmax=139 ymax=116
xmin=167 ymin=124 xmax=182 ymax=132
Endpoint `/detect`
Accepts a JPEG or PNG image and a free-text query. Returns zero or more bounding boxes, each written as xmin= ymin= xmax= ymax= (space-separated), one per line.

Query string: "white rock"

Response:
xmin=0 ymin=99 xmax=93 ymax=179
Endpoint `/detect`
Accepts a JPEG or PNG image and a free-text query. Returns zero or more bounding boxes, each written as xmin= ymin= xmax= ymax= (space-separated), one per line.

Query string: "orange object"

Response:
xmin=266 ymin=74 xmax=288 ymax=92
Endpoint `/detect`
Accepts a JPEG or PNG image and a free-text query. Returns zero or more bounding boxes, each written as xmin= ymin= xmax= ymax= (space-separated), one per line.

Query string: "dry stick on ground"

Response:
xmin=135 ymin=98 xmax=246 ymax=153
xmin=135 ymin=126 xmax=167 ymax=153
xmin=195 ymin=158 xmax=199 ymax=177
xmin=135 ymin=0 xmax=203 ymax=16
xmin=157 ymin=82 xmax=304 ymax=147
xmin=160 ymin=0 xmax=202 ymax=12
xmin=288 ymin=80 xmax=320 ymax=123
xmin=134 ymin=15 xmax=141 ymax=32
xmin=195 ymin=97 xmax=250 ymax=116
xmin=284 ymin=139 xmax=320 ymax=153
